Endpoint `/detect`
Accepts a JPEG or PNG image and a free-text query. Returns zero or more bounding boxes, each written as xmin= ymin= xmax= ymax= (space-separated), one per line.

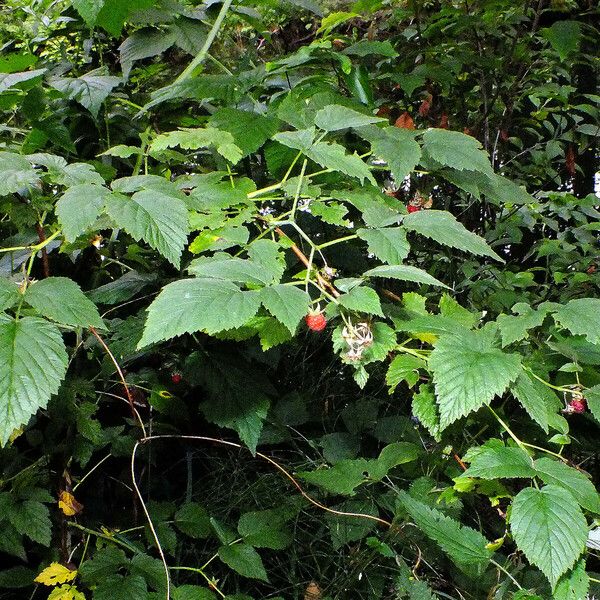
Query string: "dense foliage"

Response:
xmin=0 ymin=0 xmax=599 ymax=598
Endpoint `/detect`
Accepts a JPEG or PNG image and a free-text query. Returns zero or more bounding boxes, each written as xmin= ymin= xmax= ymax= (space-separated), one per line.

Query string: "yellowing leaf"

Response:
xmin=35 ymin=563 xmax=77 ymax=586
xmin=8 ymin=425 xmax=24 ymax=443
xmin=48 ymin=584 xmax=85 ymax=600
xmin=485 ymin=537 xmax=505 ymax=551
xmin=413 ymin=332 xmax=438 ymax=344
xmin=58 ymin=491 xmax=83 ymax=516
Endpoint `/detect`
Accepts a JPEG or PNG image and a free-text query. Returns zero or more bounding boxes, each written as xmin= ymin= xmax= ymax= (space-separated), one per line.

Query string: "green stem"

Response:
xmin=490 ymin=559 xmax=523 ymax=591
xmin=67 ymin=522 xmax=141 ymax=554
xmin=317 ymin=234 xmax=358 ymax=250
xmin=521 ymin=442 xmax=568 ymax=461
xmin=207 ymin=53 xmax=233 ymax=75
xmin=524 ymin=368 xmax=573 ymax=393
xmin=247 ymin=152 xmax=371 ymax=200
xmin=168 ymin=566 xmax=225 ymax=598
xmin=0 ymin=229 xmax=61 ymax=253
xmin=290 ymin=159 xmax=307 ymax=220
xmin=172 ymin=0 xmax=233 ymax=85
xmin=488 ymin=407 xmax=530 ymax=455
xmin=395 ymin=345 xmax=429 ymax=360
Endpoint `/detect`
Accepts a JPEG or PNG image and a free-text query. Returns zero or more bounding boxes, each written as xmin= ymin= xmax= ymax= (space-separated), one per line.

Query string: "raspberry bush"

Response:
xmin=0 ymin=1 xmax=599 ymax=599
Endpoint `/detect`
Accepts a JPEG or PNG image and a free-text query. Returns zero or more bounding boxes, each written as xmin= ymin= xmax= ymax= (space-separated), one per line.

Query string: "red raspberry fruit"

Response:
xmin=305 ymin=313 xmax=327 ymax=332
xmin=407 ymin=204 xmax=421 ymax=213
xmin=171 ymin=372 xmax=182 ymax=384
xmin=568 ymin=397 xmax=586 ymax=413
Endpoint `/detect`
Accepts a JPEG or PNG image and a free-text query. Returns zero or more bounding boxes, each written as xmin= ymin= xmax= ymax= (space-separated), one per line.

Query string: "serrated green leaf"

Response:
xmin=0 ymin=152 xmax=40 ymax=196
xmin=314 ymin=104 xmax=384 ymax=131
xmin=247 ymin=240 xmax=285 ymax=282
xmin=93 ymin=574 xmax=147 ymax=600
xmin=259 ymin=285 xmax=310 ymax=333
xmin=542 ymin=20 xmax=581 ymax=61
xmin=255 ymin=316 xmax=293 ymax=350
xmin=110 ymin=174 xmax=174 ymax=194
xmin=104 ymin=190 xmax=188 ymax=268
xmin=461 ymin=446 xmax=536 ymax=479
xmin=511 ymin=371 xmax=551 ymax=433
xmin=218 ymin=544 xmax=268 ymax=582
xmin=71 ymin=0 xmax=104 ymax=26
xmin=357 ymin=227 xmax=409 ymax=265
xmin=94 ymin=0 xmax=153 ymax=37
xmin=194 ymin=352 xmax=271 ymax=453
xmin=332 ymin=185 xmax=403 ymax=228
xmin=8 ymin=500 xmax=51 ymax=546
xmin=298 ymin=443 xmax=418 ymax=495
xmin=338 ymin=286 xmax=383 ymax=316
xmin=0 ymin=70 xmax=46 ymax=94
xmin=79 ymin=547 xmax=127 ymax=584
xmin=25 ymin=277 xmax=104 ymax=329
xmin=188 ymin=256 xmax=277 ymax=286
xmin=344 ymin=39 xmax=398 ymax=57
xmin=422 ymin=128 xmax=493 ymax=175
xmin=399 ymin=491 xmax=491 ymax=573
xmin=365 ymin=264 xmax=448 ymax=288
xmin=586 ymin=385 xmax=600 ymax=423
xmin=552 ymin=299 xmax=600 ymax=345
xmin=88 ymin=271 xmax=156 ymax=305
xmin=358 ymin=125 xmax=421 ymax=182
xmin=0 ymin=566 xmax=35 ymax=588
xmin=371 ymin=442 xmax=420 ymax=478
xmin=118 ymin=28 xmax=176 ymax=79
xmin=174 ymin=503 xmax=211 ymax=538
xmin=306 ymin=140 xmax=376 ymax=184
xmin=99 ymin=145 xmax=143 ymax=158
xmin=510 ymin=485 xmax=587 ymax=588
xmin=273 ymin=127 xmax=315 ymax=151
xmin=56 ymin=184 xmax=110 ymax=242
xmin=534 ymin=458 xmax=600 ymax=514
xmin=169 ymin=18 xmax=208 ymax=56
xmin=173 ymin=586 xmax=216 ymax=600
xmin=309 ymin=199 xmax=349 ymax=225
xmin=150 ymin=127 xmax=243 ymax=164
xmin=208 ymin=108 xmax=281 ymax=158
xmin=386 ymin=354 xmax=425 ymax=392
xmin=496 ymin=303 xmax=548 ymax=347
xmin=429 ymin=330 xmax=522 ymax=428
xmin=0 ymin=278 xmax=20 ymax=311
xmin=0 ymin=522 xmax=26 ymax=560
xmin=138 ymin=279 xmax=261 ymax=347
xmin=412 ymin=385 xmax=441 ymax=441
xmin=49 ymin=69 xmax=121 ymax=117
xmin=438 ymin=294 xmax=479 ymax=328
xmin=553 ymin=559 xmax=589 ymax=600
xmin=129 ymin=554 xmax=166 ymax=594
xmin=0 ymin=317 xmax=68 ymax=445
xmin=238 ymin=510 xmax=293 ymax=550
xmin=403 ymin=210 xmax=502 ymax=261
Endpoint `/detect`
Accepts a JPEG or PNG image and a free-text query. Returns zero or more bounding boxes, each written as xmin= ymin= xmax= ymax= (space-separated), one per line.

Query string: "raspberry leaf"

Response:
xmin=399 ymin=491 xmax=491 ymax=574
xmin=138 ymin=279 xmax=261 ymax=347
xmin=402 ymin=209 xmax=503 ymax=261
xmin=429 ymin=330 xmax=522 ymax=428
xmin=510 ymin=485 xmax=587 ymax=589
xmin=0 ymin=317 xmax=68 ymax=446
